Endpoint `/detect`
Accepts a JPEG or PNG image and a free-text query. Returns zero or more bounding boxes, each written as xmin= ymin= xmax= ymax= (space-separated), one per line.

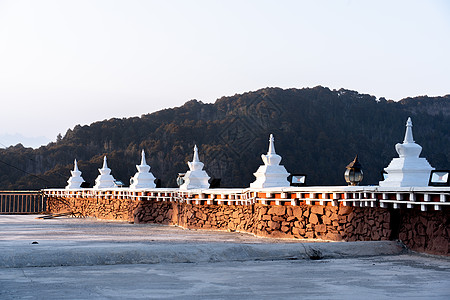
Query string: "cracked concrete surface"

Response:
xmin=0 ymin=215 xmax=449 ymax=299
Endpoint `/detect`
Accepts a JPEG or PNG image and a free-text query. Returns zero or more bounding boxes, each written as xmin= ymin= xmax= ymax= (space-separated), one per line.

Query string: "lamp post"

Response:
xmin=344 ymin=155 xmax=363 ymax=186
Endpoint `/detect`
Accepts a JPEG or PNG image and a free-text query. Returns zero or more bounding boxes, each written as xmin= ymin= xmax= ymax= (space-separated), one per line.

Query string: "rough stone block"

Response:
xmin=416 ymin=223 xmax=426 ymax=236
xmin=322 ymin=215 xmax=331 ymax=225
xmin=281 ymin=226 xmax=290 ymax=233
xmin=435 ymin=224 xmax=445 ymax=237
xmin=329 ymin=211 xmax=338 ymax=220
xmin=325 ymin=232 xmax=343 ymax=241
xmin=272 ymin=216 xmax=285 ymax=222
xmin=339 ymin=206 xmax=353 ymax=215
xmin=303 ymin=209 xmax=310 ymax=218
xmin=134 ymin=214 xmax=141 ymax=224
xmin=286 ymin=207 xmax=293 ymax=216
xmin=315 ymin=224 xmax=327 ymax=233
xmin=292 ymin=206 xmax=302 ymax=217
xmin=262 ymin=214 xmax=271 ymax=221
xmin=268 ymin=220 xmax=281 ymax=230
xmin=419 ymin=216 xmax=428 ymax=226
xmin=258 ymin=206 xmax=268 ymax=215
xmin=305 ymin=232 xmax=315 ymax=239
xmin=268 ymin=206 xmax=286 ymax=216
xmin=269 ymin=231 xmax=291 ymax=239
xmin=415 ymin=236 xmax=426 ymax=248
xmin=311 ymin=206 xmax=324 ymax=215
xmin=292 ymin=227 xmax=302 ymax=236
xmin=371 ymin=231 xmax=381 ymax=240
xmin=309 ymin=213 xmax=319 ymax=224
xmin=346 ymin=235 xmax=357 ymax=242
xmin=426 ymin=221 xmax=436 ymax=236
xmin=428 ymin=236 xmax=449 ymax=255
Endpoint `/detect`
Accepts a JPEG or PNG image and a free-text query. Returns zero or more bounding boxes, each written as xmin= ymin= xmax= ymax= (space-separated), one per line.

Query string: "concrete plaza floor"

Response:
xmin=0 ymin=215 xmax=449 ymax=299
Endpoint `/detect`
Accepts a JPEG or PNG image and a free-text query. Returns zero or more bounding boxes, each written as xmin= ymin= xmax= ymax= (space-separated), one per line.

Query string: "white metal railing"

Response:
xmin=0 ymin=191 xmax=46 ymax=214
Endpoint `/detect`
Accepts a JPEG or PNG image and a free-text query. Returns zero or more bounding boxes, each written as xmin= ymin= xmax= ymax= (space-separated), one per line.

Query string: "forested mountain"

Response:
xmin=1 ymin=86 xmax=449 ymax=189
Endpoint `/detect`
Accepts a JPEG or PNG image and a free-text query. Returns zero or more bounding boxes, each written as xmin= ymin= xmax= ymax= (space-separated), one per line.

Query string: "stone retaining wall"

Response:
xmin=394 ymin=209 xmax=449 ymax=255
xmin=47 ymin=196 xmax=134 ymax=221
xmin=47 ymin=196 xmax=449 ymax=256
xmin=171 ymin=203 xmax=391 ymax=242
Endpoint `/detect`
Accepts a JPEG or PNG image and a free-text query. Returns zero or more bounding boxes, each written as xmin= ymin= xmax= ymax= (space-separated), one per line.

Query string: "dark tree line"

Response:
xmin=0 ymin=86 xmax=449 ymax=190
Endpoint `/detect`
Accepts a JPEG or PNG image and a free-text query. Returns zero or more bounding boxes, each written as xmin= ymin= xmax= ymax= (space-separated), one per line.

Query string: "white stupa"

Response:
xmin=130 ymin=150 xmax=156 ymax=189
xmin=65 ymin=159 xmax=85 ymax=189
xmin=179 ymin=145 xmax=210 ymax=190
xmin=250 ymin=134 xmax=290 ymax=188
xmin=379 ymin=117 xmax=434 ymax=187
xmin=93 ymin=156 xmax=118 ymax=189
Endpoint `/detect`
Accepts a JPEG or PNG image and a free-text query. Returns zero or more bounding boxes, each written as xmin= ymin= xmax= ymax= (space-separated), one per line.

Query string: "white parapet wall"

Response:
xmin=44 ymin=185 xmax=450 ymax=211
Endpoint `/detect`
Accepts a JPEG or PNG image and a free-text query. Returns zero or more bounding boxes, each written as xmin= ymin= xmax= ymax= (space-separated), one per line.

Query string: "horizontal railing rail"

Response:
xmin=0 ymin=191 xmax=46 ymax=214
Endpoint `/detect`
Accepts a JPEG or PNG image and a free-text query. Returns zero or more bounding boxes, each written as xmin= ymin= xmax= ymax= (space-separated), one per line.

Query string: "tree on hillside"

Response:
xmin=0 ymin=87 xmax=449 ymax=189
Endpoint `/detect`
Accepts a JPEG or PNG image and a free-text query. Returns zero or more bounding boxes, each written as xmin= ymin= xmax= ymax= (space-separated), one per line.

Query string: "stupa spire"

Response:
xmin=102 ymin=156 xmax=108 ymax=169
xmin=140 ymin=149 xmax=147 ymax=166
xmin=193 ymin=145 xmax=200 ymax=162
xmin=403 ymin=117 xmax=414 ymax=143
xmin=267 ymin=134 xmax=276 ymax=154
xmin=74 ymin=159 xmax=80 ymax=172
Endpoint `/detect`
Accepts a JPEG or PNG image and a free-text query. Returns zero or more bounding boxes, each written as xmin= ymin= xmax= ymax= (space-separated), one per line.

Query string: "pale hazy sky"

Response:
xmin=0 ymin=0 xmax=449 ymax=148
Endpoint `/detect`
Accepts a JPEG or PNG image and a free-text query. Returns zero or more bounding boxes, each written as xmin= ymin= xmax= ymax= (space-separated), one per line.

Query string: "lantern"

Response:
xmin=344 ymin=155 xmax=363 ymax=186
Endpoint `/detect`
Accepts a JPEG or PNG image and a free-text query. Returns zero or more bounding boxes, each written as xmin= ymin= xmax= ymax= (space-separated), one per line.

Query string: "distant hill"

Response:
xmin=0 ymin=133 xmax=50 ymax=149
xmin=0 ymin=86 xmax=449 ymax=189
